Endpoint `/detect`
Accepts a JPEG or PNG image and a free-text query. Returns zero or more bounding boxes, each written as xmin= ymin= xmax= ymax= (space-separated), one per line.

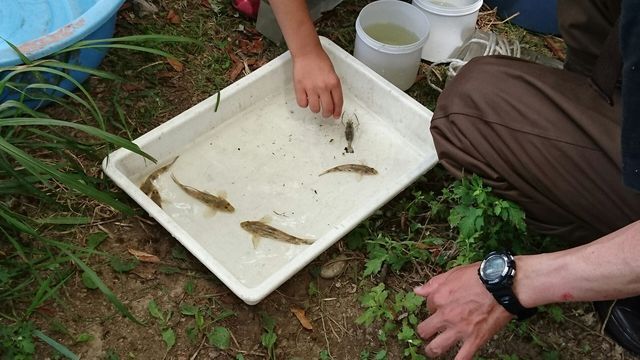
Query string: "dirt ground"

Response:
xmin=7 ymin=0 xmax=639 ymax=359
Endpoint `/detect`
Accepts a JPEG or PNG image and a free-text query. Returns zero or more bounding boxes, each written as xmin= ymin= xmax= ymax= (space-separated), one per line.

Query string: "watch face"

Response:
xmin=481 ymin=254 xmax=507 ymax=282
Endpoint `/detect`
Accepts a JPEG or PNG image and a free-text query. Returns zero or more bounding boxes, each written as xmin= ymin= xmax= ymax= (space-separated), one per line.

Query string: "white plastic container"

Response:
xmin=102 ymin=37 xmax=438 ymax=305
xmin=412 ymin=0 xmax=483 ymax=61
xmin=354 ymin=0 xmax=430 ymax=91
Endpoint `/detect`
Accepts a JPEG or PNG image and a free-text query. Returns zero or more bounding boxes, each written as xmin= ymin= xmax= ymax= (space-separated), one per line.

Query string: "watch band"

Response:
xmin=479 ymin=250 xmax=538 ymax=321
xmin=490 ymin=286 xmax=538 ymax=321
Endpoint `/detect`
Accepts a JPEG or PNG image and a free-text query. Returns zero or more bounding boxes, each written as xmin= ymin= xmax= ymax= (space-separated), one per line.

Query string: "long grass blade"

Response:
xmin=56 ymin=44 xmax=177 ymax=59
xmin=34 ymin=216 xmax=91 ymax=225
xmin=0 ymin=100 xmax=49 ymax=118
xmin=0 ymin=118 xmax=155 ymax=161
xmin=62 ymin=250 xmax=144 ymax=325
xmin=1 ymin=37 xmax=32 ymax=64
xmin=33 ymin=330 xmax=79 ymax=360
xmin=37 ymin=60 xmax=122 ymax=81
xmin=26 ymin=270 xmax=74 ymax=316
xmin=75 ymin=34 xmax=197 ymax=44
xmin=0 ymin=136 xmax=134 ymax=214
xmin=0 ymin=66 xmax=105 ymax=129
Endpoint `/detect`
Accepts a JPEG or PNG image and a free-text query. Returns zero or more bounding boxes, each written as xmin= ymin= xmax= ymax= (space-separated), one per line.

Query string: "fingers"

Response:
xmin=425 ymin=329 xmax=461 ymax=358
xmin=319 ymin=89 xmax=334 ymax=118
xmin=331 ymin=84 xmax=343 ymax=118
xmin=294 ymin=83 xmax=308 ymax=109
xmin=307 ymin=92 xmax=321 ymax=113
xmin=454 ymin=339 xmax=480 ymax=360
xmin=417 ymin=312 xmax=443 ymax=341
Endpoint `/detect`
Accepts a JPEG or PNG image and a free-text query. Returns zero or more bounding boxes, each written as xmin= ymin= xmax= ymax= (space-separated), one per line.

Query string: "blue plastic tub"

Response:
xmin=0 ymin=0 xmax=126 ymax=105
xmin=484 ymin=0 xmax=559 ymax=35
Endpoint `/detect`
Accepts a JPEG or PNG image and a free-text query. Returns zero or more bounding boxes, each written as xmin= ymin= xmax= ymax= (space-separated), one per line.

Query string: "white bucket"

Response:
xmin=412 ymin=0 xmax=483 ymax=61
xmin=354 ymin=0 xmax=430 ymax=91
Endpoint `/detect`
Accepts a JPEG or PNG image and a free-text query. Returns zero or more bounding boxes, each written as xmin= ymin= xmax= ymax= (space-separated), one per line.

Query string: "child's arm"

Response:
xmin=270 ymin=0 xmax=343 ymax=118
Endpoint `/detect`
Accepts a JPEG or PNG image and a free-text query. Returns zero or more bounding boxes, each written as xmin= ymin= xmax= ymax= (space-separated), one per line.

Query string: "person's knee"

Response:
xmin=434 ymin=56 xmax=517 ymax=120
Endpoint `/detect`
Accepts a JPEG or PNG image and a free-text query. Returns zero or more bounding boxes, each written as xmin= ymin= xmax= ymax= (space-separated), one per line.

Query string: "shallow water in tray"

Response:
xmin=142 ymin=90 xmax=424 ymax=288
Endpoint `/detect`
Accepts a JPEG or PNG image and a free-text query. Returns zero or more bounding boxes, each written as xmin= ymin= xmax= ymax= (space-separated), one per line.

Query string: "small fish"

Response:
xmin=139 ymin=156 xmax=179 ymax=206
xmin=241 ymin=219 xmax=313 ymax=248
xmin=342 ymin=113 xmax=359 ymax=154
xmin=171 ymin=174 xmax=235 ymax=213
xmin=319 ymin=164 xmax=378 ymax=176
xmin=149 ymin=188 xmax=162 ymax=207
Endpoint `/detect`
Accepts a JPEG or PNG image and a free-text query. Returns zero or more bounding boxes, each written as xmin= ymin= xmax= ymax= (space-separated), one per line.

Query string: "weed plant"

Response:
xmin=0 ymin=35 xmax=195 ymax=357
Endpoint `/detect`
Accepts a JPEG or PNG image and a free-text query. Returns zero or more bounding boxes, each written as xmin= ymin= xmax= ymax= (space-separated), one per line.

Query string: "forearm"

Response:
xmin=515 ymin=220 xmax=640 ymax=307
xmin=269 ymin=0 xmax=323 ymax=58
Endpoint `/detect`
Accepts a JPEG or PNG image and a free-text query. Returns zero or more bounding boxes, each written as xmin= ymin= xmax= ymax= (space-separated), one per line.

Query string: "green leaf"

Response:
xmin=308 ymin=281 xmax=319 ymax=297
xmin=183 ymin=280 xmax=195 ymax=295
xmin=110 ymin=256 xmax=138 ymax=273
xmin=212 ymin=309 xmax=236 ymax=323
xmin=196 ymin=310 xmax=205 ymax=330
xmin=363 ymin=256 xmax=386 ymax=277
xmin=359 ymin=349 xmax=370 ymax=360
xmin=105 ymin=349 xmax=120 ymax=360
xmin=186 ymin=326 xmax=198 ymax=343
xmin=33 ymin=330 xmax=79 ymax=360
xmin=261 ymin=331 xmax=277 ymax=348
xmin=208 ymin=327 xmax=231 ymax=349
xmin=319 ymin=349 xmax=331 ymax=360
xmin=148 ymin=300 xmax=164 ymax=321
xmin=75 ymin=333 xmax=94 ymax=343
xmin=162 ymin=328 xmax=176 ymax=350
xmin=400 ymin=292 xmax=424 ymax=312
xmin=87 ymin=232 xmax=108 ymax=250
xmin=374 ymin=349 xmax=387 ymax=360
xmin=180 ymin=303 xmax=198 ymax=316
xmin=260 ymin=312 xmax=276 ymax=332
xmin=450 ymin=205 xmax=484 ymax=239
xmin=63 ymin=250 xmax=143 ymax=324
xmin=544 ymin=305 xmax=564 ymax=323
xmin=236 ymin=354 xmax=246 ymax=360
xmin=81 ymin=272 xmax=98 ymax=290
xmin=171 ymin=245 xmax=188 ymax=260
xmin=397 ymin=323 xmax=415 ymax=341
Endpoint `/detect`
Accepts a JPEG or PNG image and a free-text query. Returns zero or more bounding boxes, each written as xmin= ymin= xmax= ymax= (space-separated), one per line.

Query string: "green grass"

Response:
xmin=0 ymin=35 xmax=196 ymax=358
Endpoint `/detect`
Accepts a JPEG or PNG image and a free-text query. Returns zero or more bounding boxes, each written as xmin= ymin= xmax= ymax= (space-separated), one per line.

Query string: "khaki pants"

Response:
xmin=430 ymin=0 xmax=640 ymax=245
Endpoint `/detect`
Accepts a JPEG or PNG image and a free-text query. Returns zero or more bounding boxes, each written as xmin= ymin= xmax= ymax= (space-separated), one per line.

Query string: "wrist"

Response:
xmin=290 ymin=39 xmax=324 ymax=60
xmin=513 ymin=253 xmax=567 ymax=308
xmin=512 ymin=255 xmax=538 ymax=308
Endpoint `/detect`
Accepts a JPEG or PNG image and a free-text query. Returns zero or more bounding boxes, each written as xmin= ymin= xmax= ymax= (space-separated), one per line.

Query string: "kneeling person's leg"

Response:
xmin=431 ymin=56 xmax=640 ymax=245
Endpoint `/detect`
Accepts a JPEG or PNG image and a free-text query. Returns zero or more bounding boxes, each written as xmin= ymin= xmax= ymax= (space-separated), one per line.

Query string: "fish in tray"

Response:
xmin=171 ymin=174 xmax=235 ymax=214
xmin=241 ymin=217 xmax=314 ymax=248
xmin=139 ymin=156 xmax=179 ymax=207
xmin=342 ymin=112 xmax=359 ymax=154
xmin=318 ymin=163 xmax=378 ymax=176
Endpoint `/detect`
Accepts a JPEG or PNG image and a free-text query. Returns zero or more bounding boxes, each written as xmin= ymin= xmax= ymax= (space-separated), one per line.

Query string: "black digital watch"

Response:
xmin=478 ymin=250 xmax=537 ymax=321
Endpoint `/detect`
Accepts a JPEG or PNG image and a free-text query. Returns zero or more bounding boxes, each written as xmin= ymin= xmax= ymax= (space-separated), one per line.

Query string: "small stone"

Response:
xmin=133 ymin=0 xmax=159 ymax=17
xmin=320 ymin=254 xmax=348 ymax=279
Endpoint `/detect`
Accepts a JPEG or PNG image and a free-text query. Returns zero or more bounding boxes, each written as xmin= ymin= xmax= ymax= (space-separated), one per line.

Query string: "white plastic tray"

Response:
xmin=102 ymin=37 xmax=437 ymax=304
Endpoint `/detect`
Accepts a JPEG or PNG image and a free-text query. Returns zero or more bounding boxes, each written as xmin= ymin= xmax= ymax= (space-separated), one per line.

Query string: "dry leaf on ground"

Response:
xmin=290 ymin=307 xmax=313 ymax=330
xmin=128 ymin=249 xmax=161 ymax=263
xmin=167 ymin=9 xmax=181 ymax=24
xmin=167 ymin=58 xmax=184 ymax=72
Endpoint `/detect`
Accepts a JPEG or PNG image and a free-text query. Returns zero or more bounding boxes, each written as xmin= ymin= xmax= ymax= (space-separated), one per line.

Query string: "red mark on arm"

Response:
xmin=560 ymin=292 xmax=574 ymax=302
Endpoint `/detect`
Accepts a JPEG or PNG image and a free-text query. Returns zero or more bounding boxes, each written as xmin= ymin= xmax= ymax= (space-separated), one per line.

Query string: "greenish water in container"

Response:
xmin=364 ymin=23 xmax=419 ymax=46
xmin=430 ymin=0 xmax=457 ymax=7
